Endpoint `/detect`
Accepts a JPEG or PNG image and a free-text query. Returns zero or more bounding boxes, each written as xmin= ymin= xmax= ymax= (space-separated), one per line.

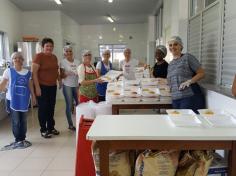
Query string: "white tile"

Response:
xmin=41 ymin=170 xmax=74 ymax=176
xmin=9 ymin=170 xmax=43 ymax=176
xmin=0 ymin=171 xmax=11 ymax=176
xmin=0 ymin=158 xmax=23 ymax=171
xmin=47 ymin=157 xmax=75 ymax=170
xmin=15 ymin=158 xmax=53 ymax=171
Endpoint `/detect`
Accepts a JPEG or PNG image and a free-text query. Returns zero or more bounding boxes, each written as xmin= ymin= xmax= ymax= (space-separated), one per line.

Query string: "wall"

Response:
xmin=0 ymin=0 xmax=22 ymax=54
xmin=163 ymin=0 xmax=189 ymax=62
xmin=22 ymin=11 xmax=63 ymax=59
xmin=61 ymin=13 xmax=81 ymax=62
xmin=79 ymin=23 xmax=147 ymax=63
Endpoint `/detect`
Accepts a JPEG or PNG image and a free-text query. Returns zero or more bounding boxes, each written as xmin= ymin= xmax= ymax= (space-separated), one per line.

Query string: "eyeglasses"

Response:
xmin=66 ymin=50 xmax=72 ymax=53
xmin=103 ymin=53 xmax=110 ymax=56
xmin=84 ymin=54 xmax=91 ymax=56
xmin=168 ymin=42 xmax=179 ymax=47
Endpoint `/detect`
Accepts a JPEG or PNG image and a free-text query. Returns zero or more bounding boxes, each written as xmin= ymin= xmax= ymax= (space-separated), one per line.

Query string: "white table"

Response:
xmin=87 ymin=115 xmax=236 ymax=176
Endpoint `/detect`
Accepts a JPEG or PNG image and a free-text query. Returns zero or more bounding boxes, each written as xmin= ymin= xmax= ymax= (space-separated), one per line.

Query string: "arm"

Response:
xmin=232 ymin=75 xmax=236 ymax=96
xmin=0 ymin=79 xmax=8 ymax=92
xmin=80 ymin=78 xmax=103 ymax=86
xmin=29 ymin=79 xmax=36 ymax=106
xmin=32 ymin=63 xmax=41 ymax=96
xmin=191 ymin=67 xmax=205 ymax=83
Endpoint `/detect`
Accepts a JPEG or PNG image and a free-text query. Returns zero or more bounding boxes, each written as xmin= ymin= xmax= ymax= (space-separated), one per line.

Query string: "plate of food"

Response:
xmin=166 ymin=109 xmax=196 ymax=116
xmin=167 ymin=114 xmax=202 ymax=127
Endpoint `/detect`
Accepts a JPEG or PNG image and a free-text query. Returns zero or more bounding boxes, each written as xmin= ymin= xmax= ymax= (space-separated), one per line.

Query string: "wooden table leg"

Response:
xmin=229 ymin=141 xmax=236 ymax=176
xmin=98 ymin=141 xmax=109 ymax=176
xmin=112 ymin=105 xmax=119 ymax=115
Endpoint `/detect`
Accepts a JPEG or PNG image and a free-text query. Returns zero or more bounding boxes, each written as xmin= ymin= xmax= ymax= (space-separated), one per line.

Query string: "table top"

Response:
xmin=87 ymin=115 xmax=236 ymax=141
xmin=110 ymin=100 xmax=171 ymax=105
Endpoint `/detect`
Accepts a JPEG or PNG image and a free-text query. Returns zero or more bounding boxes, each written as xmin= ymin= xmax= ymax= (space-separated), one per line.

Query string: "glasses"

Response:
xmin=168 ymin=42 xmax=179 ymax=47
xmin=66 ymin=50 xmax=72 ymax=53
xmin=84 ymin=54 xmax=91 ymax=57
xmin=103 ymin=53 xmax=110 ymax=56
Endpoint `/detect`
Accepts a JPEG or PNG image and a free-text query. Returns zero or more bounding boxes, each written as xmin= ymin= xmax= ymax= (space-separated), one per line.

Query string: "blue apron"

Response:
xmin=10 ymin=68 xmax=31 ymax=112
xmin=96 ymin=61 xmax=112 ymax=96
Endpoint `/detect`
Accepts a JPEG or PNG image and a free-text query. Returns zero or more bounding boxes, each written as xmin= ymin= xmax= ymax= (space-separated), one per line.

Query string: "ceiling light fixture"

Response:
xmin=108 ymin=0 xmax=113 ymax=3
xmin=107 ymin=15 xmax=114 ymax=23
xmin=54 ymin=0 xmax=62 ymax=5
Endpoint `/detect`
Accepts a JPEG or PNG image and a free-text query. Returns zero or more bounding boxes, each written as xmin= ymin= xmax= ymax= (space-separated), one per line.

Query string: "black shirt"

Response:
xmin=152 ymin=61 xmax=168 ymax=78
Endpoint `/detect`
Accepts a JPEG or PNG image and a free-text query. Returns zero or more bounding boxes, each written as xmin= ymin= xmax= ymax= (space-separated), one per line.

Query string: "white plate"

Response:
xmin=198 ymin=109 xmax=232 ymax=116
xmin=166 ymin=109 xmax=196 ymax=116
xmin=201 ymin=114 xmax=236 ymax=127
xmin=168 ymin=114 xmax=202 ymax=127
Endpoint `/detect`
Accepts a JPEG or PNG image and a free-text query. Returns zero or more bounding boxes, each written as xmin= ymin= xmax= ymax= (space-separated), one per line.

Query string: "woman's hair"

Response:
xmin=102 ymin=49 xmax=111 ymax=55
xmin=63 ymin=45 xmax=73 ymax=54
xmin=82 ymin=50 xmax=92 ymax=62
xmin=156 ymin=45 xmax=167 ymax=58
xmin=41 ymin=37 xmax=54 ymax=47
xmin=11 ymin=52 xmax=24 ymax=61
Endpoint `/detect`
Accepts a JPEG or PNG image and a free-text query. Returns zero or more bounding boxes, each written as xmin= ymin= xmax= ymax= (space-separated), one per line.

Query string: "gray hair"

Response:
xmin=102 ymin=49 xmax=111 ymax=55
xmin=124 ymin=48 xmax=131 ymax=54
xmin=168 ymin=36 xmax=183 ymax=47
xmin=11 ymin=52 xmax=24 ymax=61
xmin=63 ymin=45 xmax=73 ymax=54
xmin=156 ymin=45 xmax=167 ymax=57
xmin=82 ymin=50 xmax=92 ymax=61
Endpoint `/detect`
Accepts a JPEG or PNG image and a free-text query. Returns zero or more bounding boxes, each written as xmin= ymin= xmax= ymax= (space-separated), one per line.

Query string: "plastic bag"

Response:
xmin=95 ymin=101 xmax=112 ymax=116
xmin=135 ymin=150 xmax=179 ymax=176
xmin=76 ymin=100 xmax=96 ymax=120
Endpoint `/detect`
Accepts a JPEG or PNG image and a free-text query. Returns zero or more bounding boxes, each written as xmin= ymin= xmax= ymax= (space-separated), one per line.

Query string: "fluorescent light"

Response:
xmin=54 ymin=0 xmax=62 ymax=5
xmin=108 ymin=0 xmax=113 ymax=3
xmin=107 ymin=16 xmax=114 ymax=23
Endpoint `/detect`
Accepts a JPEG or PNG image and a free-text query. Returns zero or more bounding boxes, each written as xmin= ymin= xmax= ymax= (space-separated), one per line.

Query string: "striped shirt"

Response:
xmin=167 ymin=53 xmax=201 ymax=100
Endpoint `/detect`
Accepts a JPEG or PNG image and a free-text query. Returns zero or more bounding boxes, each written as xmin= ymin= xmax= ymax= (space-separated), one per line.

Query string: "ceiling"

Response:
xmin=9 ymin=0 xmax=160 ymax=25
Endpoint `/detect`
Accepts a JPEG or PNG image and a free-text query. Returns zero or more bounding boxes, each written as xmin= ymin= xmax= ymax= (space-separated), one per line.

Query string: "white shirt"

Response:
xmin=77 ymin=64 xmax=96 ymax=83
xmin=60 ymin=59 xmax=79 ymax=87
xmin=2 ymin=68 xmax=30 ymax=100
xmin=119 ymin=59 xmax=139 ymax=80
xmin=96 ymin=61 xmax=111 ymax=71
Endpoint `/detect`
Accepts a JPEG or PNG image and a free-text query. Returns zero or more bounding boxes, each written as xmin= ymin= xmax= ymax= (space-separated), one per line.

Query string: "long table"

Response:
xmin=87 ymin=115 xmax=236 ymax=176
xmin=111 ymin=100 xmax=172 ymax=114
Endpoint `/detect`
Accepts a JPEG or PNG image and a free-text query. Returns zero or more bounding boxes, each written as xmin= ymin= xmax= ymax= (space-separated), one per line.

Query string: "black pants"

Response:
xmin=98 ymin=95 xmax=106 ymax=102
xmin=37 ymin=85 xmax=57 ymax=132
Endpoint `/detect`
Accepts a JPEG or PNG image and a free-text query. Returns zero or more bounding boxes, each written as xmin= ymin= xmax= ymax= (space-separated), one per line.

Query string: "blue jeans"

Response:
xmin=62 ymin=85 xmax=78 ymax=127
xmin=10 ymin=109 xmax=27 ymax=142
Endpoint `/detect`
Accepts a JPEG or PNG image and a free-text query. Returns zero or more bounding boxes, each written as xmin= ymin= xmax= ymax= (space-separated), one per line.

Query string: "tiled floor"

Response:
xmin=0 ymin=100 xmax=76 ymax=176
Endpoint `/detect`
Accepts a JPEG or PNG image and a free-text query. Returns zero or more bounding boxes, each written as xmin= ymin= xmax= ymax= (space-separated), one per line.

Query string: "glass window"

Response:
xmin=190 ymin=0 xmax=204 ymax=16
xmin=0 ymin=32 xmax=4 ymax=66
xmin=205 ymin=0 xmax=217 ymax=7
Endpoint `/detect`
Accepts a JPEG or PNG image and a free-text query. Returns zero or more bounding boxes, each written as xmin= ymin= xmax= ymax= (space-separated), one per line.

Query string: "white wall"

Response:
xmin=61 ymin=13 xmax=81 ymax=62
xmin=79 ymin=23 xmax=147 ymax=63
xmin=0 ymin=0 xmax=22 ymax=54
xmin=163 ymin=0 xmax=189 ymax=58
xmin=22 ymin=11 xmax=63 ymax=60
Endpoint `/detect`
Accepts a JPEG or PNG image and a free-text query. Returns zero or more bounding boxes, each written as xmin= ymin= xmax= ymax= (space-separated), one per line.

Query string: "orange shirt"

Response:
xmin=33 ymin=52 xmax=59 ymax=86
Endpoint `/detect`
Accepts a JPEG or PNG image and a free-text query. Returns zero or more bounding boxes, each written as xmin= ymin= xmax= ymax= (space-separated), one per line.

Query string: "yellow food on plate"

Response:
xmin=142 ymin=89 xmax=149 ymax=91
xmin=113 ymin=92 xmax=120 ymax=96
xmin=107 ymin=90 xmax=115 ymax=93
xmin=204 ymin=110 xmax=214 ymax=115
xmin=131 ymin=92 xmax=137 ymax=94
xmin=148 ymin=91 xmax=155 ymax=94
xmin=170 ymin=110 xmax=180 ymax=115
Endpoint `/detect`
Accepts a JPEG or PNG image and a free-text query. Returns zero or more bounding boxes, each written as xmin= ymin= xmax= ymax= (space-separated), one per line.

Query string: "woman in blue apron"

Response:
xmin=96 ymin=50 xmax=112 ymax=102
xmin=0 ymin=52 xmax=36 ymax=150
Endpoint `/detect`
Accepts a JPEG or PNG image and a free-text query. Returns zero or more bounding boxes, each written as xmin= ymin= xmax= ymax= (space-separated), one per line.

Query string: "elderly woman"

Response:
xmin=77 ymin=50 xmax=103 ymax=103
xmin=119 ymin=48 xmax=146 ymax=80
xmin=32 ymin=38 xmax=60 ymax=138
xmin=167 ymin=36 xmax=205 ymax=113
xmin=0 ymin=52 xmax=36 ymax=149
xmin=96 ymin=50 xmax=112 ymax=102
xmin=152 ymin=45 xmax=168 ymax=78
xmin=60 ymin=45 xmax=79 ymax=131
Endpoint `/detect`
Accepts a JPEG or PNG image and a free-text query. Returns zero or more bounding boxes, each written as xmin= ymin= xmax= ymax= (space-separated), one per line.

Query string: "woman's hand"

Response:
xmin=94 ymin=78 xmax=103 ymax=83
xmin=35 ymin=86 xmax=41 ymax=96
xmin=31 ymin=94 xmax=37 ymax=106
xmin=179 ymin=79 xmax=192 ymax=90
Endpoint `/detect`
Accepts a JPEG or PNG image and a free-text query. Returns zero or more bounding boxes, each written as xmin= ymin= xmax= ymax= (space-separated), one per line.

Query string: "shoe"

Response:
xmin=41 ymin=131 xmax=52 ymax=138
xmin=0 ymin=142 xmax=17 ymax=151
xmin=15 ymin=141 xmax=32 ymax=149
xmin=68 ymin=126 xmax=76 ymax=131
xmin=50 ymin=129 xmax=60 ymax=135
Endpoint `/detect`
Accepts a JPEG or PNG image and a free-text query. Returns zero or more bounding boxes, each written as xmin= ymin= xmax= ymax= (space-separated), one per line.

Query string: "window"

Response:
xmin=205 ymin=0 xmax=217 ymax=7
xmin=99 ymin=44 xmax=126 ymax=70
xmin=0 ymin=32 xmax=4 ymax=66
xmin=190 ymin=0 xmax=204 ymax=17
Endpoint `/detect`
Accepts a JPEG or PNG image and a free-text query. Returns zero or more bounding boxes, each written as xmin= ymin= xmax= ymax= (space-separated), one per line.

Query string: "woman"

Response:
xmin=232 ymin=75 xmax=236 ymax=96
xmin=0 ymin=52 xmax=36 ymax=150
xmin=119 ymin=48 xmax=146 ymax=80
xmin=152 ymin=45 xmax=168 ymax=78
xmin=96 ymin=50 xmax=112 ymax=102
xmin=32 ymin=38 xmax=60 ymax=138
xmin=77 ymin=50 xmax=103 ymax=103
xmin=60 ymin=45 xmax=79 ymax=131
xmin=167 ymin=36 xmax=205 ymax=113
